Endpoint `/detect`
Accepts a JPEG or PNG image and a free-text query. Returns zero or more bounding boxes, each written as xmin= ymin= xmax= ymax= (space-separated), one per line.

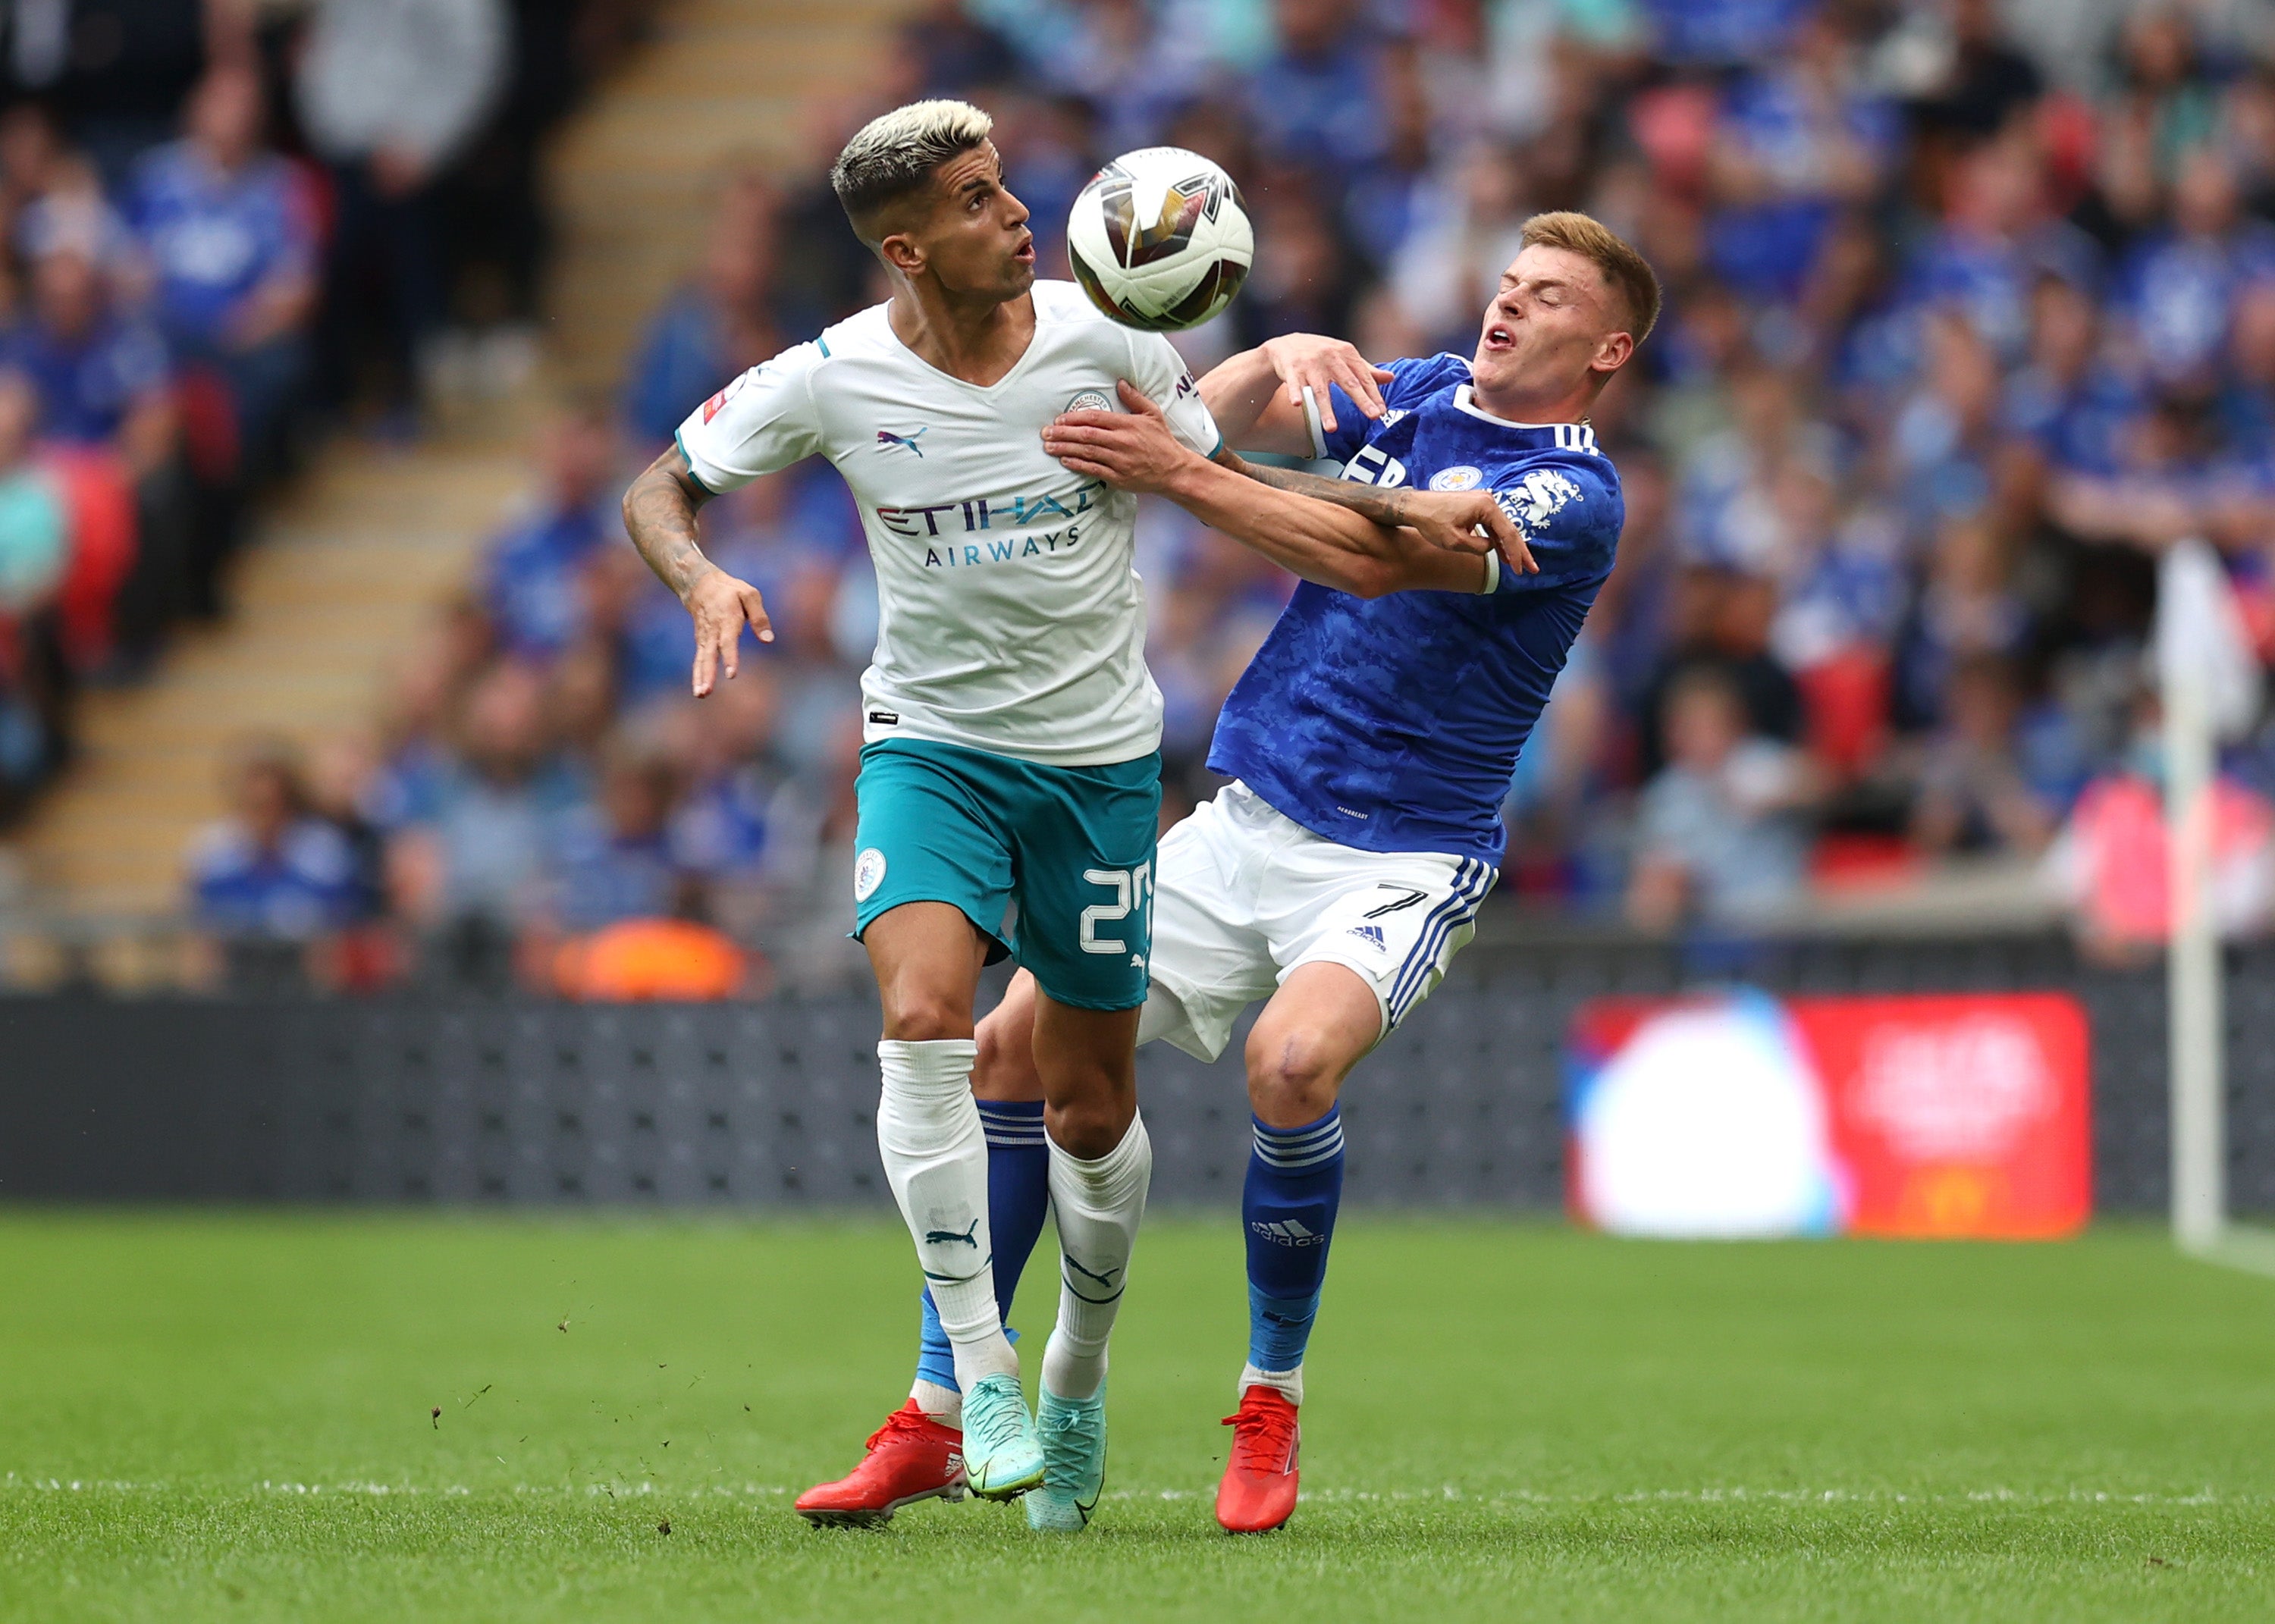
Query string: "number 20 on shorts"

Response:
xmin=1079 ymin=861 xmax=1152 ymax=955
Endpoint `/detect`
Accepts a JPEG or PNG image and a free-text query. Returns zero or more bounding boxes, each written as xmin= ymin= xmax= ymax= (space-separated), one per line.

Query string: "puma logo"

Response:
xmin=926 ymin=1218 xmax=981 ymax=1249
xmin=1064 ymin=1254 xmax=1121 ymax=1288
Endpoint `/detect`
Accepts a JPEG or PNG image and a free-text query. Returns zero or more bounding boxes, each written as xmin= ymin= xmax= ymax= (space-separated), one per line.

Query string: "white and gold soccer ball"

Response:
xmin=1066 ymin=146 xmax=1253 ymax=332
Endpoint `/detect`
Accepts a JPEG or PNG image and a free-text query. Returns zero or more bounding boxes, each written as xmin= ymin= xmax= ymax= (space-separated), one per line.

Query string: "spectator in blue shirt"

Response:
xmin=7 ymin=238 xmax=189 ymax=653
xmin=1908 ymin=138 xmax=2101 ymax=364
xmin=1704 ymin=14 xmax=1898 ymax=303
xmin=544 ymin=735 xmax=692 ymax=933
xmin=2119 ymin=146 xmax=2275 ymax=388
xmin=127 ymin=65 xmax=317 ymax=475
xmin=7 ymin=243 xmax=174 ymax=461
xmin=621 ymin=173 xmax=782 ymax=447
xmin=2216 ymin=277 xmax=2275 ymax=461
xmin=479 ymin=404 xmax=620 ymax=660
xmin=1243 ymin=0 xmax=1392 ymax=189
xmin=2004 ymin=272 xmax=2140 ymax=478
xmin=187 ymin=738 xmax=359 ymax=946
xmin=1637 ymin=0 xmax=1810 ymax=67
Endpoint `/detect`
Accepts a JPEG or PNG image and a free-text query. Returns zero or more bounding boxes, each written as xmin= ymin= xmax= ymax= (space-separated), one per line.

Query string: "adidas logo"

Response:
xmin=1250 ymin=1218 xmax=1323 ymax=1247
xmin=1346 ymin=923 xmax=1385 ymax=949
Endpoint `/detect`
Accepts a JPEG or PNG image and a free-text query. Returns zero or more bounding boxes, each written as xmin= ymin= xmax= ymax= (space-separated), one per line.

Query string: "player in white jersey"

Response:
xmin=621 ymin=100 xmax=1522 ymax=1531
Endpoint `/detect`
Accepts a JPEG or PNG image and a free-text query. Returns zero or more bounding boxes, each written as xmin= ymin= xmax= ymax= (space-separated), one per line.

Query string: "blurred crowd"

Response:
xmin=0 ymin=0 xmax=656 ymax=832
xmin=188 ymin=0 xmax=2275 ymax=994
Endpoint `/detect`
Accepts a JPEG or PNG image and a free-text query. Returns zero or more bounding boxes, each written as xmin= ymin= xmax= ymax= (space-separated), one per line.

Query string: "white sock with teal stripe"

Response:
xmin=876 ymin=1038 xmax=1017 ymax=1390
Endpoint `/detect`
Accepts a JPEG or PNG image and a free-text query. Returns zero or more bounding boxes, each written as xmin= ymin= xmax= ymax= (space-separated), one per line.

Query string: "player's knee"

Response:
xmin=880 ymin=993 xmax=973 ymax=1044
xmin=1045 ymin=1089 xmax=1131 ymax=1160
xmin=1244 ymin=1023 xmax=1344 ymax=1127
xmin=1040 ymin=1048 xmax=1137 ymax=1158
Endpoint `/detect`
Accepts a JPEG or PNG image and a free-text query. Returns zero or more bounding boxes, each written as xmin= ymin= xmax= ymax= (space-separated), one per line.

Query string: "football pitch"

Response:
xmin=2 ymin=1214 xmax=2271 ymax=1622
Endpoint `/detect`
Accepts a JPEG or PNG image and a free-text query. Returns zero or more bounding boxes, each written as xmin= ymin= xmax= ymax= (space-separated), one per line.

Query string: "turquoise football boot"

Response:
xmin=1025 ymin=1384 xmax=1106 ymax=1531
xmin=961 ymin=1372 xmax=1045 ymax=1499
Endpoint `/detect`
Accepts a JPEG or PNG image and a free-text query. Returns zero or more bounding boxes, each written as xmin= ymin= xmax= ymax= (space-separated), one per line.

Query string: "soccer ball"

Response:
xmin=1067 ymin=147 xmax=1253 ymax=332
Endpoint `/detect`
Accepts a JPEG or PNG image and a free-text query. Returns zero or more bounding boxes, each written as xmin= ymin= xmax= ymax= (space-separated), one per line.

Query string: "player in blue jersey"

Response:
xmin=1044 ymin=209 xmax=1656 ymax=1532
xmin=799 ymin=209 xmax=1657 ymax=1532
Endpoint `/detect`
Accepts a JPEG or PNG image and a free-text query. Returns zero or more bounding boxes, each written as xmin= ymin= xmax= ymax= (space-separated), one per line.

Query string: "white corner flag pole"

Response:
xmin=2160 ymin=540 xmax=2235 ymax=1253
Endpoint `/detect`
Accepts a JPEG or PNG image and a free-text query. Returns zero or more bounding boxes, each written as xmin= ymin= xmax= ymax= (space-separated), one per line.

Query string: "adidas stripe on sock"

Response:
xmin=1242 ymin=1107 xmax=1345 ymax=1378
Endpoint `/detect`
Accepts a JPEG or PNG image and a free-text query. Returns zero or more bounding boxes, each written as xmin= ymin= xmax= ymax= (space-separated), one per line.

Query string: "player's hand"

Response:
xmin=1259 ymin=334 xmax=1395 ymax=434
xmin=682 ymin=566 xmax=772 ymax=698
xmin=1040 ymin=379 xmax=1196 ymax=492
xmin=1402 ymin=489 xmax=1539 ymax=576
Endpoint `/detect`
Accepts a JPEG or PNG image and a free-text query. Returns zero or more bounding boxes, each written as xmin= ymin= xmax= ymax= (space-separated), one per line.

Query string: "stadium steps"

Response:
xmin=6 ymin=445 xmax=527 ymax=920
xmin=0 ymin=0 xmax=918 ymax=933
xmin=543 ymin=0 xmax=915 ymax=392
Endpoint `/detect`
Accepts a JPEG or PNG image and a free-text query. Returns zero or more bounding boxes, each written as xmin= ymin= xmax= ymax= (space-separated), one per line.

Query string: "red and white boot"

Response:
xmin=795 ymin=1400 xmax=966 ymax=1528
xmin=1215 ymin=1385 xmax=1301 ymax=1533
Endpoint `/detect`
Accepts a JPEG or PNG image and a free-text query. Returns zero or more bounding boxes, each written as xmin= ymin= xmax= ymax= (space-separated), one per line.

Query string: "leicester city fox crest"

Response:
xmin=1495 ymin=468 xmax=1584 ymax=536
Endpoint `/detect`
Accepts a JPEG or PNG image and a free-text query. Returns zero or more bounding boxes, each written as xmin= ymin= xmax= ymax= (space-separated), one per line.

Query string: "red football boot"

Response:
xmin=1215 ymin=1386 xmax=1301 ymax=1533
xmin=795 ymin=1400 xmax=966 ymax=1528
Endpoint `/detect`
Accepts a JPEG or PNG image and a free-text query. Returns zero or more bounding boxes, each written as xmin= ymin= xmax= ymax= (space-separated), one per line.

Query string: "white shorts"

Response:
xmin=1139 ymin=781 xmax=1498 ymax=1062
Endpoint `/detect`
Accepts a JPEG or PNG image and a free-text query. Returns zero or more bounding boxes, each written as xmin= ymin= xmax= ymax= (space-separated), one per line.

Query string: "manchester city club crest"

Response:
xmin=853 ymin=847 xmax=887 ymax=902
xmin=1065 ymin=388 xmax=1114 ymax=414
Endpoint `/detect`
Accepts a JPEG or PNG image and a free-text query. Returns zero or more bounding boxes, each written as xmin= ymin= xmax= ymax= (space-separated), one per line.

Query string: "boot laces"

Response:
xmin=964 ymin=1378 xmax=1028 ymax=1455
xmin=866 ymin=1405 xmax=942 ymax=1452
xmin=1221 ymin=1394 xmax=1298 ymax=1472
xmin=1044 ymin=1399 xmax=1104 ymax=1458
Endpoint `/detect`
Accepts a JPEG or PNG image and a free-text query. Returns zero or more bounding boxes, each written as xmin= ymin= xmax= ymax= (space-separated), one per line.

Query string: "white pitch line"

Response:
xmin=0 ymin=1475 xmax=2252 ymax=1508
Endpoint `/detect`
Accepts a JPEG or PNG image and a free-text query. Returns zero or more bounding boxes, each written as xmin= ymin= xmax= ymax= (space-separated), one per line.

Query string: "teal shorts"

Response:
xmin=852 ymin=738 xmax=1161 ymax=1011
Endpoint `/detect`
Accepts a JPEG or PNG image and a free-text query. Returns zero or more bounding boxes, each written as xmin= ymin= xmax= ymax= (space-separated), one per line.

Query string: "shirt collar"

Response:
xmin=1448 ymin=386 xmax=1597 ymax=452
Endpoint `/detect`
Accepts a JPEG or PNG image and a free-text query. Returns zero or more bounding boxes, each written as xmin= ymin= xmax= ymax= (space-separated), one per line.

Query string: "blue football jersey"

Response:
xmin=1207 ymin=353 xmax=1623 ymax=866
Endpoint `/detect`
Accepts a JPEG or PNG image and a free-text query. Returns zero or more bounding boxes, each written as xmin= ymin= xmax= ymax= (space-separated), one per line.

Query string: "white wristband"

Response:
xmin=1479 ymin=548 xmax=1500 ymax=594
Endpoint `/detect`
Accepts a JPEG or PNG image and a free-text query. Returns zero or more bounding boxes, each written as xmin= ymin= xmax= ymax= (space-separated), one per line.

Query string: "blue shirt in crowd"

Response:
xmin=1209 ymin=353 xmax=1624 ymax=867
xmin=2119 ymin=222 xmax=2275 ymax=383
xmin=127 ymin=140 xmax=312 ymax=350
xmin=623 ymin=285 xmax=734 ymax=447
xmin=188 ymin=817 xmax=359 ymax=939
xmin=482 ymin=497 xmax=613 ymax=659
xmin=3 ymin=312 xmax=169 ymax=444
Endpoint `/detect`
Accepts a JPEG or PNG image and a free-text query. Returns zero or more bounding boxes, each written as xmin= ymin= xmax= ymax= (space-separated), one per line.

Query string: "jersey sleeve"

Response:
xmin=1128 ymin=331 xmax=1222 ymax=457
xmin=1492 ymin=453 xmax=1623 ymax=593
xmin=673 ymin=342 xmax=827 ymax=494
xmin=1320 ymin=352 xmax=1472 ymax=462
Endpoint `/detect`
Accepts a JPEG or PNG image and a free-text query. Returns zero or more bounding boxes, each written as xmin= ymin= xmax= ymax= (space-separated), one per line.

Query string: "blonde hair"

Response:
xmin=830 ymin=99 xmax=994 ymax=237
xmin=1519 ymin=211 xmax=1661 ymax=344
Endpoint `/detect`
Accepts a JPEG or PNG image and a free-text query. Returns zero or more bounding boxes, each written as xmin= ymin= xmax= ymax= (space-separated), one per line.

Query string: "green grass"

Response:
xmin=2 ymin=1215 xmax=2272 ymax=1622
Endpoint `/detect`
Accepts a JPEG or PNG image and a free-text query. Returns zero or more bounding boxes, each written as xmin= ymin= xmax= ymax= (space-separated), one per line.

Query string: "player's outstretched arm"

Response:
xmin=1199 ymin=335 xmax=1394 ymax=456
xmin=621 ymin=444 xmax=774 ymax=698
xmin=1229 ymin=458 xmax=1537 ymax=577
xmin=1044 ymin=382 xmax=1482 ymax=597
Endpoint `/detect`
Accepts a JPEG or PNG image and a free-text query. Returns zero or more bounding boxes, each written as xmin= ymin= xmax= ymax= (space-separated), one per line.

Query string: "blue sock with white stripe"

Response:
xmin=1242 ymin=1107 xmax=1345 ymax=1390
xmin=915 ymin=1099 xmax=1050 ymax=1398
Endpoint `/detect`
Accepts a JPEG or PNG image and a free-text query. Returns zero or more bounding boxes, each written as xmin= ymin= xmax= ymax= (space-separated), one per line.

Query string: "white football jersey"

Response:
xmin=675 ymin=281 xmax=1220 ymax=767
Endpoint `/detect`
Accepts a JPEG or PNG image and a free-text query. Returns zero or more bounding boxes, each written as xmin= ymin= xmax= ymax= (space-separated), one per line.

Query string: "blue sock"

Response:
xmin=915 ymin=1099 xmax=1050 ymax=1394
xmin=1244 ymin=1107 xmax=1345 ymax=1374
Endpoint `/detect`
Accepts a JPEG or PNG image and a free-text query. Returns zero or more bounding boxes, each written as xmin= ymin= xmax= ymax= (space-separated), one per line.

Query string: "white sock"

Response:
xmin=1239 ymin=1361 xmax=1304 ymax=1407
xmin=1040 ymin=1111 xmax=1151 ymax=1401
xmin=875 ymin=1038 xmax=1016 ymax=1391
xmin=910 ymin=1377 xmax=962 ymax=1427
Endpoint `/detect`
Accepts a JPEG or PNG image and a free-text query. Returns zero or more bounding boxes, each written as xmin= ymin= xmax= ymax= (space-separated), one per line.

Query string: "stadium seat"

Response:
xmin=47 ymin=446 xmax=140 ymax=673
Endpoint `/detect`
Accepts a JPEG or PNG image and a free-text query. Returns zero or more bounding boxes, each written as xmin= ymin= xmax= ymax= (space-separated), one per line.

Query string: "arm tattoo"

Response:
xmin=1217 ymin=449 xmax=1419 ymax=533
xmin=622 ymin=450 xmax=717 ymax=600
